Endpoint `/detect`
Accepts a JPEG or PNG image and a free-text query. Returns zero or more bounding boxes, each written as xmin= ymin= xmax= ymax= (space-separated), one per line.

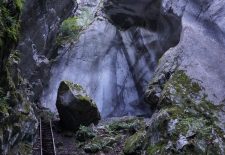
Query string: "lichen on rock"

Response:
xmin=145 ymin=70 xmax=225 ymax=154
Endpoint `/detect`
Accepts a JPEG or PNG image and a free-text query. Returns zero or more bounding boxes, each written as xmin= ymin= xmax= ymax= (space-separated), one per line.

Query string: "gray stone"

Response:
xmin=17 ymin=0 xmax=78 ymax=101
xmin=56 ymin=81 xmax=101 ymax=130
xmin=144 ymin=0 xmax=225 ymax=154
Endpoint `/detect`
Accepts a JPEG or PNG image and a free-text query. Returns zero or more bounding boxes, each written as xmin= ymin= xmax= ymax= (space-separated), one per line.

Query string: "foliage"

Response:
xmin=124 ymin=131 xmax=147 ymax=155
xmin=107 ymin=117 xmax=145 ymax=134
xmin=0 ymin=87 xmax=9 ymax=120
xmin=84 ymin=136 xmax=116 ymax=153
xmin=15 ymin=0 xmax=25 ymax=11
xmin=56 ymin=17 xmax=82 ymax=45
xmin=56 ymin=6 xmax=95 ymax=45
xmin=76 ymin=126 xmax=96 ymax=142
xmin=0 ymin=0 xmax=24 ymax=70
xmin=0 ymin=87 xmax=7 ymax=104
xmin=8 ymin=50 xmax=21 ymax=64
xmin=0 ymin=0 xmax=24 ymax=42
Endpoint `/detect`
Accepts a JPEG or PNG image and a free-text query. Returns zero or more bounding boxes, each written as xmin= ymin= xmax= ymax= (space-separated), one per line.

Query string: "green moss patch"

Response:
xmin=56 ymin=17 xmax=82 ymax=45
xmin=107 ymin=117 xmax=145 ymax=134
xmin=56 ymin=4 xmax=96 ymax=45
xmin=84 ymin=136 xmax=117 ymax=153
xmin=70 ymin=117 xmax=149 ymax=154
xmin=123 ymin=131 xmax=147 ymax=155
xmin=147 ymin=70 xmax=225 ymax=154
xmin=76 ymin=126 xmax=96 ymax=142
xmin=161 ymin=70 xmax=202 ymax=106
xmin=146 ymin=142 xmax=166 ymax=155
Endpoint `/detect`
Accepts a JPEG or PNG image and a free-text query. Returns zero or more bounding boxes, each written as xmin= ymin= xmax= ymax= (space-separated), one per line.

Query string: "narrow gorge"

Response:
xmin=0 ymin=0 xmax=225 ymax=154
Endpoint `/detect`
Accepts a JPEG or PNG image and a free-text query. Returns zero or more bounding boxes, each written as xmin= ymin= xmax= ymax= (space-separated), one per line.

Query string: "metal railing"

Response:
xmin=39 ymin=118 xmax=57 ymax=155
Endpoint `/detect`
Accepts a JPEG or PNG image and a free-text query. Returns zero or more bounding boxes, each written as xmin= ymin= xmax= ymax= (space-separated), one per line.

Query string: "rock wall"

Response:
xmin=0 ymin=1 xmax=37 ymax=154
xmin=1 ymin=0 xmax=225 ymax=154
xmin=17 ymin=0 xmax=77 ymax=102
xmin=41 ymin=0 xmax=182 ymax=118
xmin=0 ymin=0 xmax=78 ymax=154
xmin=144 ymin=0 xmax=225 ymax=154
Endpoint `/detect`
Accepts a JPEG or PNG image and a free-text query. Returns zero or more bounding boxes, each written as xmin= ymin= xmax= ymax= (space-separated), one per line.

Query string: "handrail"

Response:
xmin=39 ymin=118 xmax=43 ymax=155
xmin=39 ymin=118 xmax=56 ymax=155
xmin=50 ymin=120 xmax=57 ymax=155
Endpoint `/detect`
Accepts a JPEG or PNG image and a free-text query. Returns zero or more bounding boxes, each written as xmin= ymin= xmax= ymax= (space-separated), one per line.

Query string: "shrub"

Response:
xmin=57 ymin=17 xmax=81 ymax=44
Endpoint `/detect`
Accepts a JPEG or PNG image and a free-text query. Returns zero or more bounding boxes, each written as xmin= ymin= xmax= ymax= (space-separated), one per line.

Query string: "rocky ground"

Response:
xmin=52 ymin=116 xmax=150 ymax=155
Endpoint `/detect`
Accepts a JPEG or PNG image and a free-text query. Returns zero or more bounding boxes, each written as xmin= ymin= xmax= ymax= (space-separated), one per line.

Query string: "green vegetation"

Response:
xmin=0 ymin=88 xmax=8 ymax=104
xmin=0 ymin=0 xmax=24 ymax=48
xmin=107 ymin=117 xmax=145 ymax=133
xmin=8 ymin=50 xmax=21 ymax=65
xmin=161 ymin=70 xmax=202 ymax=107
xmin=0 ymin=2 xmax=36 ymax=155
xmin=84 ymin=136 xmax=117 ymax=153
xmin=74 ymin=117 xmax=147 ymax=154
xmin=56 ymin=6 xmax=95 ymax=45
xmin=64 ymin=80 xmax=84 ymax=92
xmin=124 ymin=131 xmax=147 ymax=155
xmin=78 ymin=95 xmax=91 ymax=103
xmin=76 ymin=126 xmax=96 ymax=142
xmin=147 ymin=70 xmax=225 ymax=154
xmin=17 ymin=142 xmax=32 ymax=155
xmin=62 ymin=81 xmax=98 ymax=107
xmin=56 ymin=17 xmax=82 ymax=45
xmin=0 ymin=0 xmax=24 ymax=90
xmin=15 ymin=0 xmax=25 ymax=11
xmin=60 ymin=17 xmax=80 ymax=37
xmin=146 ymin=142 xmax=165 ymax=155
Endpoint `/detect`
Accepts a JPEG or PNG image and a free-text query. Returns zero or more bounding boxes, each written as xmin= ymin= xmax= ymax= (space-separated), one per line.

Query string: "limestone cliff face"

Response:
xmin=0 ymin=0 xmax=77 ymax=154
xmin=41 ymin=0 xmax=182 ymax=118
xmin=144 ymin=0 xmax=225 ymax=154
xmin=0 ymin=1 xmax=37 ymax=154
xmin=17 ymin=0 xmax=77 ymax=102
xmin=1 ymin=0 xmax=225 ymax=154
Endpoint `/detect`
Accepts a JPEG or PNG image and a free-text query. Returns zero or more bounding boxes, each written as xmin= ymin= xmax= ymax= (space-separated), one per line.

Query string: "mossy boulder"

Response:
xmin=56 ymin=81 xmax=101 ymax=131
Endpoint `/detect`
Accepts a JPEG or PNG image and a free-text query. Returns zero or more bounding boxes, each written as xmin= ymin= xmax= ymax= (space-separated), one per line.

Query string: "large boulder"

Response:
xmin=56 ymin=81 xmax=101 ymax=130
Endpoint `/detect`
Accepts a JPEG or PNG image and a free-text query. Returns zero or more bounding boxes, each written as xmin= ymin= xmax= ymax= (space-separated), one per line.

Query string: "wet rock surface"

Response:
xmin=42 ymin=0 xmax=181 ymax=118
xmin=0 ymin=1 xmax=37 ymax=154
xmin=17 ymin=0 xmax=77 ymax=101
xmin=56 ymin=81 xmax=100 ymax=130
